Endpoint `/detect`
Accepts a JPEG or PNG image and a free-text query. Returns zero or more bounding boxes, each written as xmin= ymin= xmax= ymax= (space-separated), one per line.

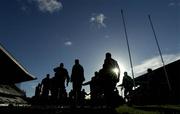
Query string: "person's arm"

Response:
xmin=82 ymin=81 xmax=91 ymax=86
xmin=81 ymin=66 xmax=85 ymax=82
xmin=66 ymin=70 xmax=70 ymax=86
xmin=70 ymin=66 xmax=74 ymax=82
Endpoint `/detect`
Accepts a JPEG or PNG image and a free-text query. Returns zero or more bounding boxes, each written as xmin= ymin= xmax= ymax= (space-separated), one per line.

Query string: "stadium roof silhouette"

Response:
xmin=133 ymin=59 xmax=180 ymax=104
xmin=0 ymin=44 xmax=36 ymax=84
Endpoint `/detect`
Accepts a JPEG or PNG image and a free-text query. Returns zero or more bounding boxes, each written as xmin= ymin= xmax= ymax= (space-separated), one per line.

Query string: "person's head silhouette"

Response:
xmin=106 ymin=52 xmax=111 ymax=59
xmin=46 ymin=74 xmax=50 ymax=79
xmin=124 ymin=72 xmax=128 ymax=76
xmin=75 ymin=59 xmax=79 ymax=65
xmin=60 ymin=63 xmax=64 ymax=68
xmin=147 ymin=68 xmax=153 ymax=73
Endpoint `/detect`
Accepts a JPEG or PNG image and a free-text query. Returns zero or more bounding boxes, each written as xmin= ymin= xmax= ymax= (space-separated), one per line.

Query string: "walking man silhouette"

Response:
xmin=71 ymin=59 xmax=85 ymax=104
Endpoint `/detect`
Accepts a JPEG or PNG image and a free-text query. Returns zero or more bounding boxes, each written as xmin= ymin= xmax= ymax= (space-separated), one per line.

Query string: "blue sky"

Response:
xmin=0 ymin=0 xmax=179 ymax=97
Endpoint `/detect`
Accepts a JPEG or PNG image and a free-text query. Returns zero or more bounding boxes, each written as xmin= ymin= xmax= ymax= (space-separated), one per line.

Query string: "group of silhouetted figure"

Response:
xmin=33 ymin=59 xmax=85 ymax=106
xmin=33 ymin=52 xmax=135 ymax=107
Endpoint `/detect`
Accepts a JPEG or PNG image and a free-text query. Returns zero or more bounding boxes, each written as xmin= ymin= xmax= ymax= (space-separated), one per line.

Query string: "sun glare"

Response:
xmin=112 ymin=63 xmax=126 ymax=84
xmin=117 ymin=63 xmax=126 ymax=96
xmin=112 ymin=68 xmax=119 ymax=75
xmin=118 ymin=63 xmax=126 ymax=84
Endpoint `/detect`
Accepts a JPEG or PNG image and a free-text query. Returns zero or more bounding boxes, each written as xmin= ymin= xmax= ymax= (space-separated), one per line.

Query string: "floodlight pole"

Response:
xmin=148 ymin=15 xmax=172 ymax=91
xmin=121 ymin=9 xmax=136 ymax=88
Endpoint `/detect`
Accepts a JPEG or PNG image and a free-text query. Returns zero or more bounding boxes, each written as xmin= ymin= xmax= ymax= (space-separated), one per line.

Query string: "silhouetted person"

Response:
xmin=50 ymin=76 xmax=58 ymax=103
xmin=41 ymin=74 xmax=51 ymax=98
xmin=121 ymin=72 xmax=133 ymax=99
xmin=71 ymin=59 xmax=85 ymax=104
xmin=136 ymin=69 xmax=153 ymax=93
xmin=83 ymin=71 xmax=101 ymax=106
xmin=146 ymin=68 xmax=158 ymax=103
xmin=90 ymin=72 xmax=101 ymax=102
xmin=147 ymin=68 xmax=153 ymax=90
xmin=35 ymin=83 xmax=41 ymax=97
xmin=102 ymin=52 xmax=120 ymax=106
xmin=53 ymin=63 xmax=69 ymax=104
xmin=103 ymin=52 xmax=120 ymax=82
xmin=69 ymin=89 xmax=74 ymax=105
xmin=80 ymin=89 xmax=88 ymax=106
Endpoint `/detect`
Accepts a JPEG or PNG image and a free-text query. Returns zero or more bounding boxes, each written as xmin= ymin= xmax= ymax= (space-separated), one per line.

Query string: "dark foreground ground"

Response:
xmin=1 ymin=105 xmax=180 ymax=114
xmin=0 ymin=106 xmax=118 ymax=114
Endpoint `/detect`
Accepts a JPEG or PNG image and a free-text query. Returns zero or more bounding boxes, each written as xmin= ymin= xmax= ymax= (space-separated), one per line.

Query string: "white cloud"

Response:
xmin=36 ymin=0 xmax=63 ymax=13
xmin=168 ymin=1 xmax=180 ymax=7
xmin=64 ymin=41 xmax=72 ymax=46
xmin=168 ymin=2 xmax=176 ymax=6
xmin=17 ymin=0 xmax=63 ymax=13
xmin=90 ymin=13 xmax=106 ymax=28
xmin=133 ymin=53 xmax=180 ymax=77
xmin=105 ymin=35 xmax=110 ymax=39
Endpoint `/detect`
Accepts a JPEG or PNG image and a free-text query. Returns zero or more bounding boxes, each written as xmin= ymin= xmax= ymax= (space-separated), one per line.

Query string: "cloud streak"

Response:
xmin=17 ymin=0 xmax=63 ymax=13
xmin=168 ymin=2 xmax=176 ymax=6
xmin=168 ymin=1 xmax=180 ymax=7
xmin=64 ymin=41 xmax=72 ymax=46
xmin=90 ymin=13 xmax=106 ymax=28
xmin=133 ymin=53 xmax=180 ymax=77
xmin=36 ymin=0 xmax=63 ymax=13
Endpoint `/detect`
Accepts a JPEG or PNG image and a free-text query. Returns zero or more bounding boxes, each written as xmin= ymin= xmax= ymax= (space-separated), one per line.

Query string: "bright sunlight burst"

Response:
xmin=112 ymin=67 xmax=119 ymax=75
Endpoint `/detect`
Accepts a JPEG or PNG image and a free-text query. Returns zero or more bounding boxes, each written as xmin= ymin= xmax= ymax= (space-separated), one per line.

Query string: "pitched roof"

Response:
xmin=0 ymin=44 xmax=36 ymax=83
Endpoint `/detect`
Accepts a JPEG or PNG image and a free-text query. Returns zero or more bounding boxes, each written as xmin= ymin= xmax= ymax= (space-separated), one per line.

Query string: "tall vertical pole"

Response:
xmin=121 ymin=9 xmax=136 ymax=88
xmin=148 ymin=15 xmax=172 ymax=91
